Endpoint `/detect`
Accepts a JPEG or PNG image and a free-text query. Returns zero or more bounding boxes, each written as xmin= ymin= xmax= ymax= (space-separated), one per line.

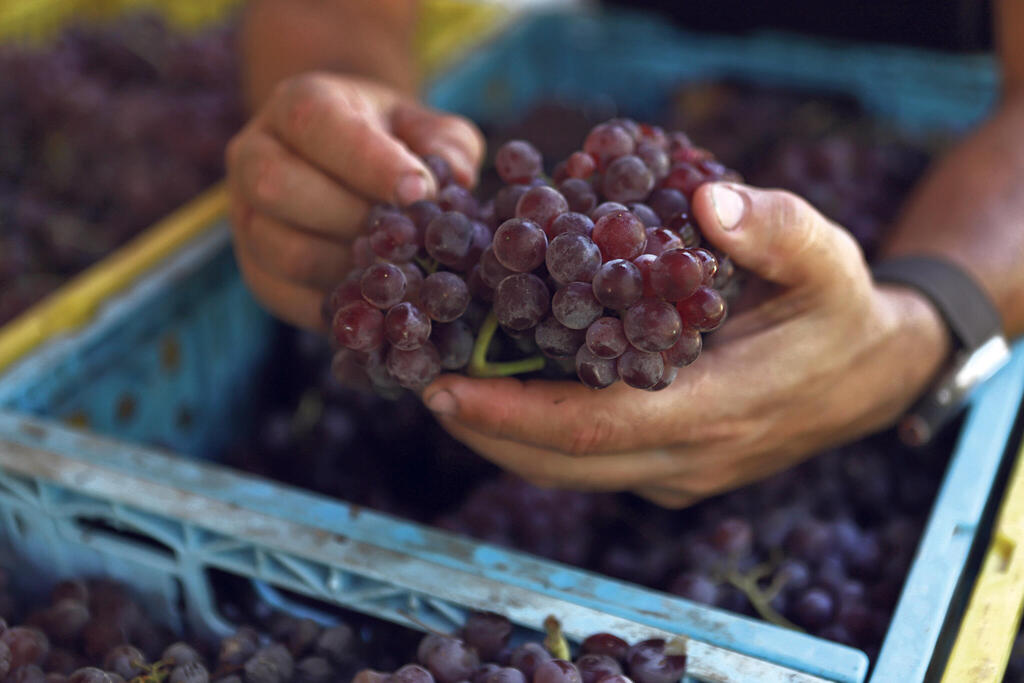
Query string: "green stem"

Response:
xmin=415 ymin=256 xmax=440 ymax=275
xmin=468 ymin=312 xmax=546 ymax=378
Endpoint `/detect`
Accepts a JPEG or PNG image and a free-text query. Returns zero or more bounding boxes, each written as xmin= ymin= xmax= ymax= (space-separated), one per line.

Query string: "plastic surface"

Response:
xmin=0 ymin=9 xmax=1013 ymax=682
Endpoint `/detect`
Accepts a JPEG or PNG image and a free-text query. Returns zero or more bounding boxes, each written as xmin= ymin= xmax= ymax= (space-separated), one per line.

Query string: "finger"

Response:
xmin=691 ymin=182 xmax=866 ymax=291
xmin=233 ymin=233 xmax=327 ymax=332
xmin=634 ymin=488 xmax=701 ymax=509
xmin=423 ymin=372 xmax=724 ymax=456
xmin=436 ymin=417 xmax=690 ymax=490
xmin=237 ymin=211 xmax=353 ymax=291
xmin=392 ymin=102 xmax=486 ymax=188
xmin=268 ymin=74 xmax=436 ymax=205
xmin=228 ymin=127 xmax=370 ymax=237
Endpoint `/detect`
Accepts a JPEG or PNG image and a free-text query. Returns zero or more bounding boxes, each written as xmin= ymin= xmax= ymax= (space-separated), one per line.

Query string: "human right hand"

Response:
xmin=226 ymin=72 xmax=484 ymax=330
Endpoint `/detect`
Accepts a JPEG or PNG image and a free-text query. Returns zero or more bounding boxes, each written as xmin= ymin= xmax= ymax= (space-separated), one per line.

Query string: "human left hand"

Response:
xmin=420 ymin=182 xmax=951 ymax=507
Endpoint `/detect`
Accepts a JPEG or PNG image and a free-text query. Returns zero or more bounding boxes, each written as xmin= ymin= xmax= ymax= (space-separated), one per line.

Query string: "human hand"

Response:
xmin=421 ymin=183 xmax=951 ymax=507
xmin=226 ymin=72 xmax=484 ymax=330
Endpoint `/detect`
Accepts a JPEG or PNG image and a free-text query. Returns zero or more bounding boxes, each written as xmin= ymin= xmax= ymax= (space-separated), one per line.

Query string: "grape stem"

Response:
xmin=543 ymin=615 xmax=571 ymax=660
xmin=415 ymin=256 xmax=440 ymax=275
xmin=722 ymin=565 xmax=803 ymax=632
xmin=468 ymin=312 xmax=546 ymax=378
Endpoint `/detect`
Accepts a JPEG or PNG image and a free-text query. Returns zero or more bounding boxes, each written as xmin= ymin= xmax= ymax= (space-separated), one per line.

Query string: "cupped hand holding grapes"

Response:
xmin=226 ymin=72 xmax=484 ymax=330
xmin=422 ymin=182 xmax=951 ymax=507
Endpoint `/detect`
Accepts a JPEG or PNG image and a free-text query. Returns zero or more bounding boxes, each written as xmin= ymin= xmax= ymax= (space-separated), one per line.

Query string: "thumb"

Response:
xmin=691 ymin=182 xmax=865 ymax=290
xmin=391 ymin=102 xmax=485 ymax=188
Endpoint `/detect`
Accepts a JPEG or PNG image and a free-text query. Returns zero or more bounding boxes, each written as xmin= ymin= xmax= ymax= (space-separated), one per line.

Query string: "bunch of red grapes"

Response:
xmin=324 ymin=119 xmax=742 ymax=394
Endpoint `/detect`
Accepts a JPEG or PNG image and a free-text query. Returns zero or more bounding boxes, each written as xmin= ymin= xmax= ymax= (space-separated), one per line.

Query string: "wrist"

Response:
xmin=872 ymin=284 xmax=953 ymax=408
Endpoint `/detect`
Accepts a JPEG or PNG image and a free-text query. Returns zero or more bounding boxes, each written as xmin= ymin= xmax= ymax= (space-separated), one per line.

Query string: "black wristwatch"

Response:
xmin=872 ymin=256 xmax=1010 ymax=447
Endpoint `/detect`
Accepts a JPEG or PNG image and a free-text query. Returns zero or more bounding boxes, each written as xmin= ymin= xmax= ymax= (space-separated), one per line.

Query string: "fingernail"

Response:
xmin=426 ymin=389 xmax=457 ymax=416
xmin=710 ymin=184 xmax=745 ymax=231
xmin=396 ymin=172 xmax=431 ymax=206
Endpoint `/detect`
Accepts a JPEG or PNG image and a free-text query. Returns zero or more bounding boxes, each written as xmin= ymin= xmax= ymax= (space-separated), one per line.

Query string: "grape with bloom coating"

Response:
xmin=662 ymin=328 xmax=702 ymax=367
xmin=550 ymin=212 xmax=594 ymax=238
xmin=516 ymin=186 xmax=568 ymax=234
xmin=478 ymin=247 xmax=516 ymax=289
xmin=387 ymin=342 xmax=442 ymax=389
xmin=420 ymin=272 xmax=471 ymax=322
xmin=384 ymin=302 xmax=431 ymax=350
xmin=677 ymin=286 xmax=727 ymax=331
xmin=592 ymin=211 xmax=647 ymax=261
xmin=617 ymin=347 xmax=665 ymax=390
xmin=586 ymin=317 xmax=629 ymax=359
xmin=649 ymin=249 xmax=702 ymax=302
xmin=546 ymin=233 xmax=601 ymax=285
xmin=552 ymin=283 xmax=603 ymax=330
xmin=583 ymin=123 xmax=635 ymax=170
xmin=533 ymin=660 xmax=582 ymax=683
xmin=566 ymin=151 xmax=596 ymax=179
xmin=592 ymin=260 xmax=643 ymax=310
xmin=361 ymin=263 xmax=406 ymax=309
xmin=558 ymin=179 xmax=598 ymax=215
xmin=493 ymin=218 xmax=548 ymax=273
xmin=575 ymin=347 xmax=618 ymax=389
xmin=622 ymin=299 xmax=682 ymax=352
xmin=590 ymin=202 xmax=629 ymax=223
xmin=494 ymin=274 xmax=549 ymax=331
xmin=601 ymin=155 xmax=654 ymax=204
xmin=431 ymin=320 xmax=474 ymax=370
xmin=647 ymin=188 xmax=689 ymax=223
xmin=332 ymin=301 xmax=384 ymax=351
xmin=425 ymin=212 xmax=475 ymax=267
xmin=495 ymin=140 xmax=542 ymax=184
xmin=368 ymin=213 xmax=418 ymax=262
xmin=535 ymin=317 xmax=586 ymax=358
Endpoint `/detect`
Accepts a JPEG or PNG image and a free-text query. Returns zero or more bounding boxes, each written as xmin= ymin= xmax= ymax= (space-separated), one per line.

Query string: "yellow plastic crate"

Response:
xmin=0 ymin=0 xmax=507 ymax=375
xmin=942 ymin=435 xmax=1024 ymax=682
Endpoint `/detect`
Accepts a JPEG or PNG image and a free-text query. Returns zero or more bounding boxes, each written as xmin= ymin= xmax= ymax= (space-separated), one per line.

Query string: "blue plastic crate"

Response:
xmin=0 ymin=9 xmax=1013 ymax=683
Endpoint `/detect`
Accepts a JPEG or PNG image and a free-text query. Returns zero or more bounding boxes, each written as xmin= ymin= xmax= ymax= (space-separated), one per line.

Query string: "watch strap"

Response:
xmin=871 ymin=256 xmax=1002 ymax=350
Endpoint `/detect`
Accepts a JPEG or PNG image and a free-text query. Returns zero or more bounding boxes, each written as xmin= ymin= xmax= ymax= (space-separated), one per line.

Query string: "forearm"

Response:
xmin=240 ymin=0 xmax=418 ymax=109
xmin=881 ymin=91 xmax=1024 ymax=338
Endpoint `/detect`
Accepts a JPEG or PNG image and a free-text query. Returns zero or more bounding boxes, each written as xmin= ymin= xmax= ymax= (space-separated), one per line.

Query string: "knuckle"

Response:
xmin=250 ymin=155 xmax=285 ymax=205
xmin=281 ymin=74 xmax=333 ymax=137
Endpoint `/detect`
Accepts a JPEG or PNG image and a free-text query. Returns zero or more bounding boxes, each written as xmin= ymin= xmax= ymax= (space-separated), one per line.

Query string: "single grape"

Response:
xmin=642 ymin=229 xmax=683 ymax=257
xmin=558 ymin=178 xmax=598 ymax=215
xmin=495 ymin=140 xmax=543 ymax=184
xmin=592 ymin=211 xmax=646 ymax=261
xmin=493 ymin=218 xmax=547 ymax=273
xmin=103 ymin=645 xmax=145 ymax=680
xmin=590 ymin=202 xmax=629 ymax=223
xmin=676 ymin=286 xmax=726 ymax=331
xmin=494 ymin=185 xmax=531 ymax=223
xmin=36 ymin=598 xmax=90 ymax=644
xmin=535 ymin=316 xmax=586 ymax=358
xmin=635 ymin=141 xmax=670 ymax=180
xmin=669 ymin=573 xmax=719 ymax=605
xmin=483 ymin=667 xmax=526 ymax=683
xmin=650 ymin=249 xmax=702 ymax=302
xmin=689 ymin=247 xmax=718 ymax=284
xmin=711 ymin=517 xmax=754 ymax=557
xmin=419 ymin=272 xmax=471 ymax=322
xmin=661 ymin=328 xmax=701 ymax=367
xmin=585 ymin=317 xmax=629 ymax=359
xmin=632 ymin=254 xmax=658 ymax=298
xmin=516 ymin=186 xmax=568 ymax=233
xmin=626 ymin=640 xmax=687 ymax=683
xmin=608 ymin=117 xmax=641 ymax=140
xmin=575 ymin=655 xmax=621 ymax=683
xmin=546 ymin=233 xmax=601 ymax=285
xmin=332 ymin=301 xmax=385 ymax=351
xmin=161 ymin=643 xmax=201 ymax=668
xmin=647 ymin=188 xmax=689 ymax=223
xmin=627 ymin=203 xmax=659 ymax=228
xmin=552 ymin=160 xmax=569 ymax=184
xmin=617 ymin=347 xmax=665 ymax=390
xmin=583 ymin=123 xmax=635 ymax=170
xmin=421 ymin=637 xmax=479 ymax=683
xmin=361 ymin=263 xmax=407 ymax=309
xmin=425 ymin=212 xmax=474 ymax=267
xmin=462 ymin=612 xmax=511 ymax=662
xmin=364 ymin=204 xmax=401 ymax=231
xmin=552 ymin=282 xmax=603 ymax=330
xmin=493 ymin=274 xmax=549 ymax=330
xmin=508 ymin=643 xmax=552 ymax=679
xmin=622 ymin=299 xmax=682 ymax=352
xmin=168 ymin=663 xmax=208 ymax=683
xmin=602 ymin=155 xmax=654 ymax=204
xmin=550 ymin=212 xmax=594 ymax=238
xmin=369 ymin=213 xmax=418 ymax=262
xmin=431 ymin=320 xmax=474 ymax=370
xmin=393 ymin=664 xmax=435 ymax=683
xmin=785 ymin=520 xmax=836 ymax=561
xmin=438 ymin=185 xmax=477 ymax=216
xmin=384 ymin=302 xmax=432 ymax=350
xmin=387 ymin=342 xmax=442 ymax=389
xmin=534 ymin=660 xmax=582 ymax=683
xmin=794 ymin=588 xmax=835 ymax=629
xmin=592 ymin=260 xmax=643 ymax=310
xmin=424 ymin=154 xmax=454 ymax=186
xmin=217 ymin=629 xmax=259 ymax=668
xmin=399 ymin=262 xmax=425 ymax=304
xmin=576 ymin=346 xmax=618 ymax=389
xmin=566 ymin=151 xmax=597 ymax=179
xmin=662 ymin=162 xmax=705 ymax=199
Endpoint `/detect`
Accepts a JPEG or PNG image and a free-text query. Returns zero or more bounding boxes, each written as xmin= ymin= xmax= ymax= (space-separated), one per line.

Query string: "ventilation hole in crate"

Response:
xmin=64 ymin=411 xmax=90 ymax=429
xmin=74 ymin=516 xmax=175 ymax=560
xmin=176 ymin=405 xmax=194 ymax=431
xmin=161 ymin=335 xmax=182 ymax=373
xmin=115 ymin=394 xmax=137 ymax=423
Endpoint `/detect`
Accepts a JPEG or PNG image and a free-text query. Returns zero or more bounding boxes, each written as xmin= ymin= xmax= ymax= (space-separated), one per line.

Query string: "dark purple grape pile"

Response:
xmin=0 ymin=12 xmax=243 ymax=325
xmin=0 ymin=570 xmax=424 ymax=683
xmin=324 ymin=119 xmax=743 ymax=394
xmin=355 ymin=612 xmax=687 ymax=683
